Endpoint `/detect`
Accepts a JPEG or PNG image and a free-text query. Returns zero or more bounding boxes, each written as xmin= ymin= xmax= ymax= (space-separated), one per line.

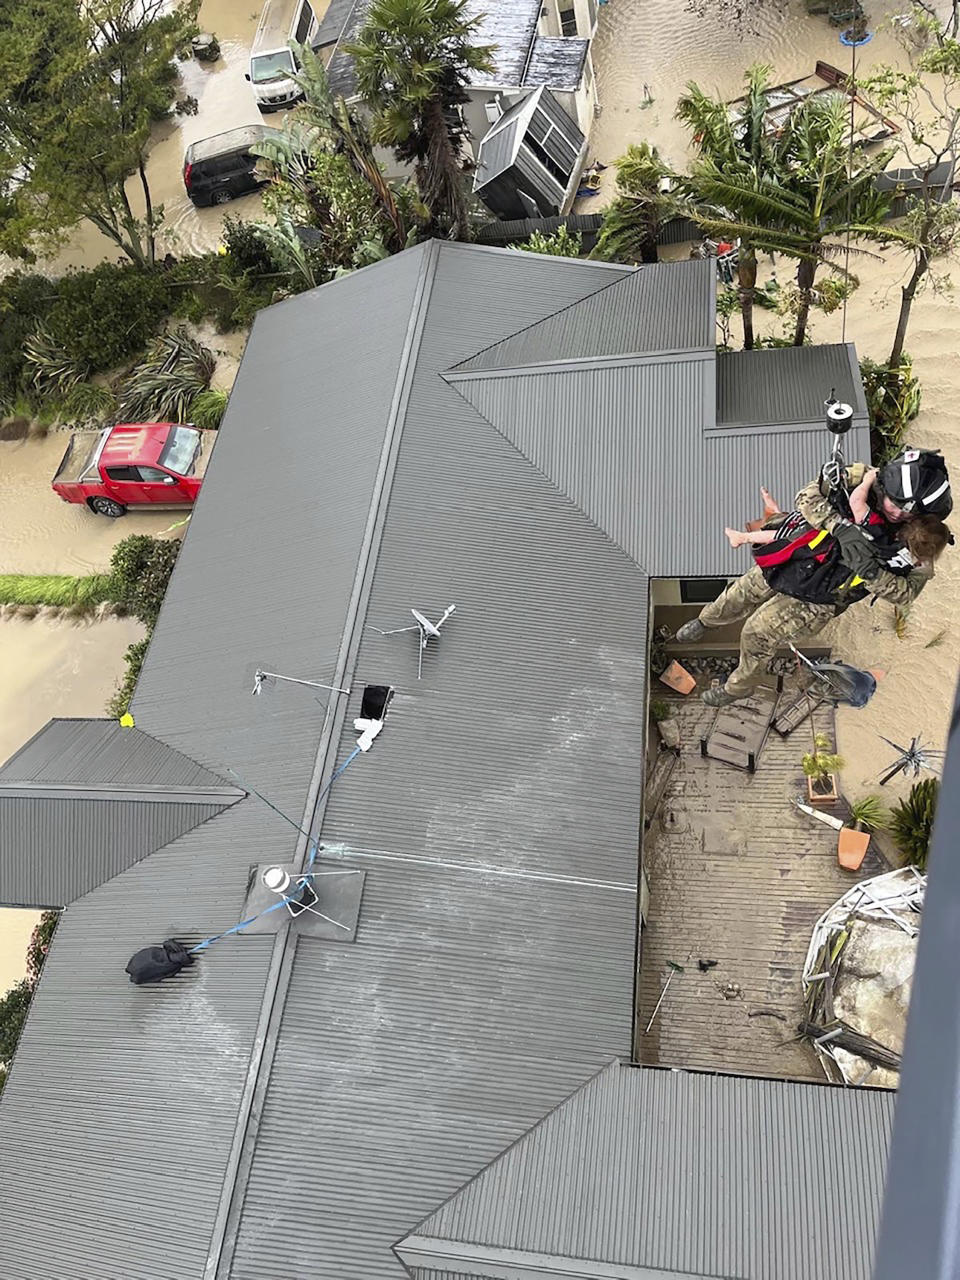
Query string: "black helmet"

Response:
xmin=879 ymin=447 xmax=952 ymax=518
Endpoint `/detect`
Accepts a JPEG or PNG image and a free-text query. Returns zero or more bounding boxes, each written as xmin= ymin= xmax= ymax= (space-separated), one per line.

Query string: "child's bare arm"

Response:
xmin=848 ymin=467 xmax=878 ymax=524
xmin=725 ymin=526 xmax=776 ymax=549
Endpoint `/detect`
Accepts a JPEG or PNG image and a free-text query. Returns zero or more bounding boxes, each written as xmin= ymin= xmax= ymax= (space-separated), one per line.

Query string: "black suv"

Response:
xmin=183 ymin=125 xmax=281 ymax=207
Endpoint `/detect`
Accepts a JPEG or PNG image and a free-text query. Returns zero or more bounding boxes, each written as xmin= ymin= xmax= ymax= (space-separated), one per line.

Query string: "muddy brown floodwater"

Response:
xmin=0 ymin=615 xmax=145 ymax=993
xmin=588 ymin=0 xmax=908 ymax=202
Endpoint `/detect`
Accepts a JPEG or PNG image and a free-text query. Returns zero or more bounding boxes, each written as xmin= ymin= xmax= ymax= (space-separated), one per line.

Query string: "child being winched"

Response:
xmin=724 ymin=468 xmax=951 ymax=605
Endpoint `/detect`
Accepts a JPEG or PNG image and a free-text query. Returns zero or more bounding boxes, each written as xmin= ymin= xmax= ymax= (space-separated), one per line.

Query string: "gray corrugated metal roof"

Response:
xmin=0 ymin=242 xmax=881 ymax=1280
xmin=454 ymin=258 xmax=713 ymax=371
xmin=326 ymin=0 xmax=367 ymax=96
xmin=227 ymin=243 xmax=646 ymax=1280
xmin=717 ymin=344 xmax=869 ymax=428
xmin=467 ymin=0 xmax=540 ymax=87
xmin=0 ymin=247 xmax=433 ymax=1280
xmin=0 ymin=795 xmax=228 ymax=908
xmin=0 ymin=718 xmax=228 ymax=787
xmin=312 ymin=0 xmax=354 ymax=46
xmin=401 ymin=1061 xmax=894 ymax=1280
xmin=522 ymin=35 xmax=587 ymax=89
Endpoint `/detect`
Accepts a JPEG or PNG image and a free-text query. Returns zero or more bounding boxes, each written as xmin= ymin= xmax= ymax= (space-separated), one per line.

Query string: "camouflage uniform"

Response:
xmin=697 ymin=464 xmax=932 ymax=699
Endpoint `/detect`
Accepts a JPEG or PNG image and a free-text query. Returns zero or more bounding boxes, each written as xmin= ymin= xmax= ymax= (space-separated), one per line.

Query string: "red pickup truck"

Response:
xmin=52 ymin=422 xmax=212 ymax=517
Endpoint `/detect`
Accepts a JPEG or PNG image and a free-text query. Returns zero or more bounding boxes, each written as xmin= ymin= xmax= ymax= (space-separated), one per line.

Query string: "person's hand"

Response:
xmin=863 ymin=467 xmax=878 ymax=488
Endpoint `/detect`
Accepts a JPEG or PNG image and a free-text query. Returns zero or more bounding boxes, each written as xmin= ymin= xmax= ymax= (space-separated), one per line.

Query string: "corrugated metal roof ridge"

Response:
xmin=206 ymin=242 xmax=444 ymax=1280
xmin=0 ymin=717 xmax=233 ymax=788
xmin=444 ymin=371 xmax=655 ymax=576
xmin=448 ymin=261 xmax=636 ymax=372
xmin=397 ymin=1062 xmax=619 ymax=1252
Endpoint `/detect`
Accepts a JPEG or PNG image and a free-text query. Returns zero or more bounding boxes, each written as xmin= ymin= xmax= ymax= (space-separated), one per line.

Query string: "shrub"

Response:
xmin=848 ymin=794 xmax=891 ymax=832
xmin=514 ymin=226 xmax=583 ymax=257
xmin=118 ymin=328 xmax=216 ymax=421
xmin=891 ymin=778 xmax=939 ymax=870
xmin=189 ymin=387 xmax=229 ymax=430
xmin=45 ymin=263 xmax=170 ymax=373
xmin=109 ymin=534 xmax=180 ymax=627
xmin=62 ymin=382 xmax=118 ymax=423
xmin=650 ymin=699 xmax=671 ymax=722
xmin=23 ymin=326 xmax=88 ymax=396
xmin=0 ymin=273 xmax=58 ymax=401
xmin=860 ymin=356 xmax=921 ymax=464
xmin=25 ymin=912 xmax=58 ymax=984
xmin=221 ymin=215 xmax=282 ymax=276
xmin=106 ymin=637 xmax=151 ymax=719
xmin=0 ymin=981 xmax=32 ymax=1068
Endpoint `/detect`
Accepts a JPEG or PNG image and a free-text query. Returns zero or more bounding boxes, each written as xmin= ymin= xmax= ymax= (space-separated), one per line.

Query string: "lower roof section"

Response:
xmin=400 ymin=1061 xmax=894 ymax=1280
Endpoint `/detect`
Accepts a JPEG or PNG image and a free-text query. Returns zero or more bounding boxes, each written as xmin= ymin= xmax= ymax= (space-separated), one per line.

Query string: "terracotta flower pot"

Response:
xmin=807 ymin=773 xmax=839 ymax=806
xmin=837 ymin=826 xmax=870 ymax=871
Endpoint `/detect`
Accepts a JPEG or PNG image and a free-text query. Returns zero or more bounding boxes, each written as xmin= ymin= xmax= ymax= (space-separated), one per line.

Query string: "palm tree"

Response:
xmin=591 ymin=142 xmax=683 ymax=264
xmin=678 ymin=65 xmax=774 ymax=349
xmin=347 ymin=0 xmax=494 ymax=240
xmin=686 ymin=93 xmax=892 ymax=345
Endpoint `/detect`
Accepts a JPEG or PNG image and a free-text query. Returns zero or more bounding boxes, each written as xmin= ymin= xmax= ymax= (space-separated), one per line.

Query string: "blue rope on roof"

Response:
xmin=189 ymin=899 xmax=290 ymax=953
xmin=305 ymin=745 xmax=362 ymax=868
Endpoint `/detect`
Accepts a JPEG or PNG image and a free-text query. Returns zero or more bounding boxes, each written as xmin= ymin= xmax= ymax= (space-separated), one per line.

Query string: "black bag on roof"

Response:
xmin=125 ymin=938 xmax=194 ymax=984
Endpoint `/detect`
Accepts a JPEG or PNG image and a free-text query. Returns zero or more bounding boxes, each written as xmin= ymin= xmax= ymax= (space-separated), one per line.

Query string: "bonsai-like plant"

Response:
xmin=848 ymin=794 xmax=891 ymax=833
xmin=802 ymin=732 xmax=845 ymax=794
xmin=891 ymin=778 xmax=940 ymax=870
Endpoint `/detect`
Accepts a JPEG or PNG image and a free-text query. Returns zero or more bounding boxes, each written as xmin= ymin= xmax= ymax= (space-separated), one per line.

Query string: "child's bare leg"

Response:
xmin=760 ymin=486 xmax=781 ymax=516
xmin=726 ymin=526 xmax=775 ymax=549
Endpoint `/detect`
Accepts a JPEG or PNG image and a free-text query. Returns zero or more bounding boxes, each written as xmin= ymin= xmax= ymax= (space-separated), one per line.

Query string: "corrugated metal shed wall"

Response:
xmin=229 ymin=244 xmax=647 ymax=1279
xmin=454 ymin=258 xmax=713 ymax=371
xmin=0 ymin=248 xmax=431 ymax=1280
xmin=717 ymin=344 xmax=867 ymax=427
xmin=475 ymin=115 xmax=522 ymax=186
xmin=408 ymin=1062 xmax=894 ymax=1280
xmin=0 ymin=718 xmax=226 ymax=787
xmin=0 ymin=796 xmax=225 ymax=908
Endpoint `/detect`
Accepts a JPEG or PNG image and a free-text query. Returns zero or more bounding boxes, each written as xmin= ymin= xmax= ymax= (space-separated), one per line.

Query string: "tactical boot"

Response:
xmin=674 ymin=618 xmax=706 ymax=643
xmin=702 ymin=685 xmax=741 ymax=708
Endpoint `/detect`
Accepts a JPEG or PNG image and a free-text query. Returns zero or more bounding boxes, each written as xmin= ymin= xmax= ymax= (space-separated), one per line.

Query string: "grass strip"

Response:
xmin=0 ymin=573 xmax=114 ymax=608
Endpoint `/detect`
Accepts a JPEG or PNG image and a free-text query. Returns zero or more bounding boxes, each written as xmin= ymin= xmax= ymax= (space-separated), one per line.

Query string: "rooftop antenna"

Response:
xmin=252 ymin=668 xmax=350 ymax=697
xmin=369 ymin=605 xmax=457 ymax=679
xmin=875 ymin=734 xmax=946 ymax=786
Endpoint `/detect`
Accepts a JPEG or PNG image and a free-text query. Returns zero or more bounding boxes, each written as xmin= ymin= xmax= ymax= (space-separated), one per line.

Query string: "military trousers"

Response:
xmin=697 ymin=565 xmax=837 ymax=698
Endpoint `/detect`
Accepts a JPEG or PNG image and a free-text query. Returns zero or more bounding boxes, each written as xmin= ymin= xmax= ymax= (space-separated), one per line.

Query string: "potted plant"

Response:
xmin=650 ymin=698 xmax=680 ymax=751
xmin=890 ymin=778 xmax=940 ymax=870
xmin=837 ymin=794 xmax=891 ymax=871
xmin=802 ymin=732 xmax=844 ymax=806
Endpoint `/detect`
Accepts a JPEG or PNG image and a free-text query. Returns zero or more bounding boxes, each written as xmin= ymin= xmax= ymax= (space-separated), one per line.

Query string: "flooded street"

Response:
xmin=51 ymin=0 xmax=274 ymax=271
xmin=589 ymin=0 xmax=908 ymax=193
xmin=0 ymin=615 xmax=146 ymax=992
xmin=0 ymin=435 xmax=188 ymax=575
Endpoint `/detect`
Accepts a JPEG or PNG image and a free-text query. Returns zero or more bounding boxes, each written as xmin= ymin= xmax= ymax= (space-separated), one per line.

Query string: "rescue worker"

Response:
xmin=675 ymin=447 xmax=953 ymax=706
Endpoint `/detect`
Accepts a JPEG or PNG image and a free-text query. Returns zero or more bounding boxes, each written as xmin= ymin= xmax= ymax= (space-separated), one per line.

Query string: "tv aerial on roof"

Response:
xmin=252 ymin=668 xmax=350 ymax=697
xmin=875 ymin=733 xmax=945 ymax=786
xmin=368 ymin=605 xmax=457 ymax=679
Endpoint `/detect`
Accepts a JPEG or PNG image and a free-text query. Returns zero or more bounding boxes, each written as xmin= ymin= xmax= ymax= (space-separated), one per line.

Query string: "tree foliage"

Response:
xmin=347 ymin=0 xmax=494 ymax=240
xmin=861 ymin=9 xmax=960 ymax=364
xmin=682 ymin=78 xmax=892 ymax=345
xmin=592 ymin=142 xmax=684 ymax=264
xmin=0 ymin=0 xmax=200 ymax=265
xmin=891 ymin=777 xmax=940 ymax=870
